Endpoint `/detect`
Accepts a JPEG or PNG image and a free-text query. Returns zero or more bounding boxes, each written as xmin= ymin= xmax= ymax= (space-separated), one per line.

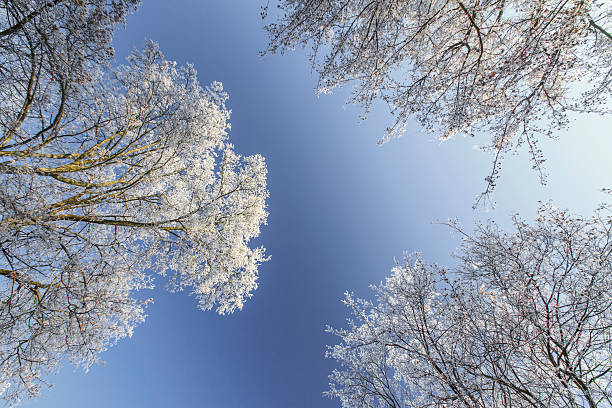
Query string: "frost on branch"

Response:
xmin=0 ymin=40 xmax=268 ymax=405
xmin=327 ymin=206 xmax=611 ymax=408
xmin=0 ymin=0 xmax=141 ymax=85
xmin=265 ymin=0 xmax=612 ymax=202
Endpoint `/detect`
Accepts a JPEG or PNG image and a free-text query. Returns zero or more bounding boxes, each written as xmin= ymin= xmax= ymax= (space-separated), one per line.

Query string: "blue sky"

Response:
xmin=23 ymin=1 xmax=611 ymax=407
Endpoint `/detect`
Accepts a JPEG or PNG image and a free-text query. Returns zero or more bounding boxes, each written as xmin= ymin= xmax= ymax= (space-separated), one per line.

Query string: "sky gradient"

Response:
xmin=22 ymin=1 xmax=611 ymax=407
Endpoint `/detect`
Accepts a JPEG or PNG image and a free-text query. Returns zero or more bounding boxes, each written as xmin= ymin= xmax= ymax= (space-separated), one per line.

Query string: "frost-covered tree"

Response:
xmin=0 ymin=0 xmax=139 ymax=62
xmin=327 ymin=206 xmax=611 ymax=408
xmin=1 ymin=0 xmax=141 ymax=107
xmin=0 ymin=1 xmax=269 ymax=403
xmin=264 ymin=0 xmax=612 ymax=202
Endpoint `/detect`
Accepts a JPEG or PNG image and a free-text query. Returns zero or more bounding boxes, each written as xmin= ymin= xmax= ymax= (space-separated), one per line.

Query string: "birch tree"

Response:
xmin=327 ymin=206 xmax=611 ymax=408
xmin=264 ymin=0 xmax=612 ymax=202
xmin=0 ymin=1 xmax=269 ymax=403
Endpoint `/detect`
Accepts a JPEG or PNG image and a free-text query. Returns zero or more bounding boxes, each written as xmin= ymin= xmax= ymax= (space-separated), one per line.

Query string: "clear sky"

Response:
xmin=22 ymin=1 xmax=611 ymax=407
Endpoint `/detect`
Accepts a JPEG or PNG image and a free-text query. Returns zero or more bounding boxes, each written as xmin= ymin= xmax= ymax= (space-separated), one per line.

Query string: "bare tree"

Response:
xmin=264 ymin=0 xmax=612 ymax=202
xmin=327 ymin=205 xmax=611 ymax=408
xmin=0 ymin=2 xmax=269 ymax=404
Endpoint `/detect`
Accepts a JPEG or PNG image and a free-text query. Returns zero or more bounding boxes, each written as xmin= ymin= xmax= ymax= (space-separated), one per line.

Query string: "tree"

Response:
xmin=0 ymin=0 xmax=140 ymax=58
xmin=264 ymin=0 xmax=612 ymax=202
xmin=326 ymin=206 xmax=611 ymax=408
xmin=0 ymin=1 xmax=269 ymax=403
xmin=1 ymin=0 xmax=142 ymax=108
